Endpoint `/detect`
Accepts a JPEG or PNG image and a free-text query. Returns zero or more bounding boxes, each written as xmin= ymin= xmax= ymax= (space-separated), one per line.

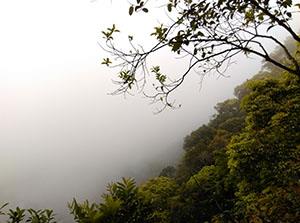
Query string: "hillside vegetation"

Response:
xmin=1 ymin=42 xmax=299 ymax=223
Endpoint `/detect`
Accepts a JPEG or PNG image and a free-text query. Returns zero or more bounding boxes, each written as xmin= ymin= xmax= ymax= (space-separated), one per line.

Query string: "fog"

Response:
xmin=0 ymin=0 xmax=297 ymax=221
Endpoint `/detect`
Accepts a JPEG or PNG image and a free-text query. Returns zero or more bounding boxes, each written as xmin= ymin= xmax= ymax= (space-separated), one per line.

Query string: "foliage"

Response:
xmin=101 ymin=0 xmax=300 ymax=110
xmin=225 ymin=72 xmax=300 ymax=221
xmin=69 ymin=177 xmax=152 ymax=223
xmin=262 ymin=37 xmax=299 ymax=74
xmin=182 ymin=166 xmax=228 ymax=222
xmin=159 ymin=166 xmax=176 ymax=178
xmin=139 ymin=177 xmax=179 ymax=223
xmin=0 ymin=204 xmax=56 ymax=223
xmin=234 ymin=186 xmax=300 ymax=222
xmin=176 ymin=96 xmax=246 ymax=183
xmin=228 ymin=73 xmax=300 ymax=189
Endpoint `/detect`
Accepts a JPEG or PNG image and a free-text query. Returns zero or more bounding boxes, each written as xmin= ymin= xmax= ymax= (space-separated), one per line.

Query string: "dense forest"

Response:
xmin=1 ymin=39 xmax=299 ymax=222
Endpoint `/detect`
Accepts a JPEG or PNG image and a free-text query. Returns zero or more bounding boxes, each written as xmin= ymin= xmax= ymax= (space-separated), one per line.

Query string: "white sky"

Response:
xmin=0 ymin=0 xmax=298 ymax=221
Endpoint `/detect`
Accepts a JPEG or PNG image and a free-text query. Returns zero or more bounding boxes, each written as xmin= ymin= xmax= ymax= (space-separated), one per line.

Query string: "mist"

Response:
xmin=1 ymin=0 xmax=297 ymax=221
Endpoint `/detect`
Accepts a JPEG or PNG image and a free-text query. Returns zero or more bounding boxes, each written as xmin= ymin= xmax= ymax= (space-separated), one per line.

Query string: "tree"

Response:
xmin=69 ymin=178 xmax=153 ymax=223
xmin=139 ymin=177 xmax=179 ymax=223
xmin=159 ymin=165 xmax=176 ymax=178
xmin=226 ymin=72 xmax=300 ymax=221
xmin=101 ymin=0 xmax=300 ymax=110
xmin=175 ymin=96 xmax=246 ymax=183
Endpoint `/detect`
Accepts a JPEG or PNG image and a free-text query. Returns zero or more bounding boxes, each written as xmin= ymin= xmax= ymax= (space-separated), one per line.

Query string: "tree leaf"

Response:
xmin=167 ymin=3 xmax=172 ymax=12
xmin=129 ymin=6 xmax=134 ymax=15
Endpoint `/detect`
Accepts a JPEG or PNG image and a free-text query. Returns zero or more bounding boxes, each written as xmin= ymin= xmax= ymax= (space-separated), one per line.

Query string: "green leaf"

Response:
xmin=167 ymin=3 xmax=172 ymax=12
xmin=129 ymin=6 xmax=134 ymax=15
xmin=101 ymin=58 xmax=112 ymax=66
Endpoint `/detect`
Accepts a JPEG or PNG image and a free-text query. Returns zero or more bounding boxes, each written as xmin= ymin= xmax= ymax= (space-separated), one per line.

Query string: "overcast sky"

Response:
xmin=0 ymin=0 xmax=298 ymax=221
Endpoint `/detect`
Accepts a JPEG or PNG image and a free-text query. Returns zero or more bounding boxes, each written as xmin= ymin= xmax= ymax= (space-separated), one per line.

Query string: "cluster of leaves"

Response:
xmin=69 ymin=177 xmax=153 ymax=223
xmin=227 ymin=72 xmax=300 ymax=221
xmin=128 ymin=0 xmax=149 ymax=15
xmin=68 ymin=177 xmax=179 ymax=223
xmin=0 ymin=203 xmax=56 ymax=223
xmin=175 ymin=97 xmax=245 ymax=184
